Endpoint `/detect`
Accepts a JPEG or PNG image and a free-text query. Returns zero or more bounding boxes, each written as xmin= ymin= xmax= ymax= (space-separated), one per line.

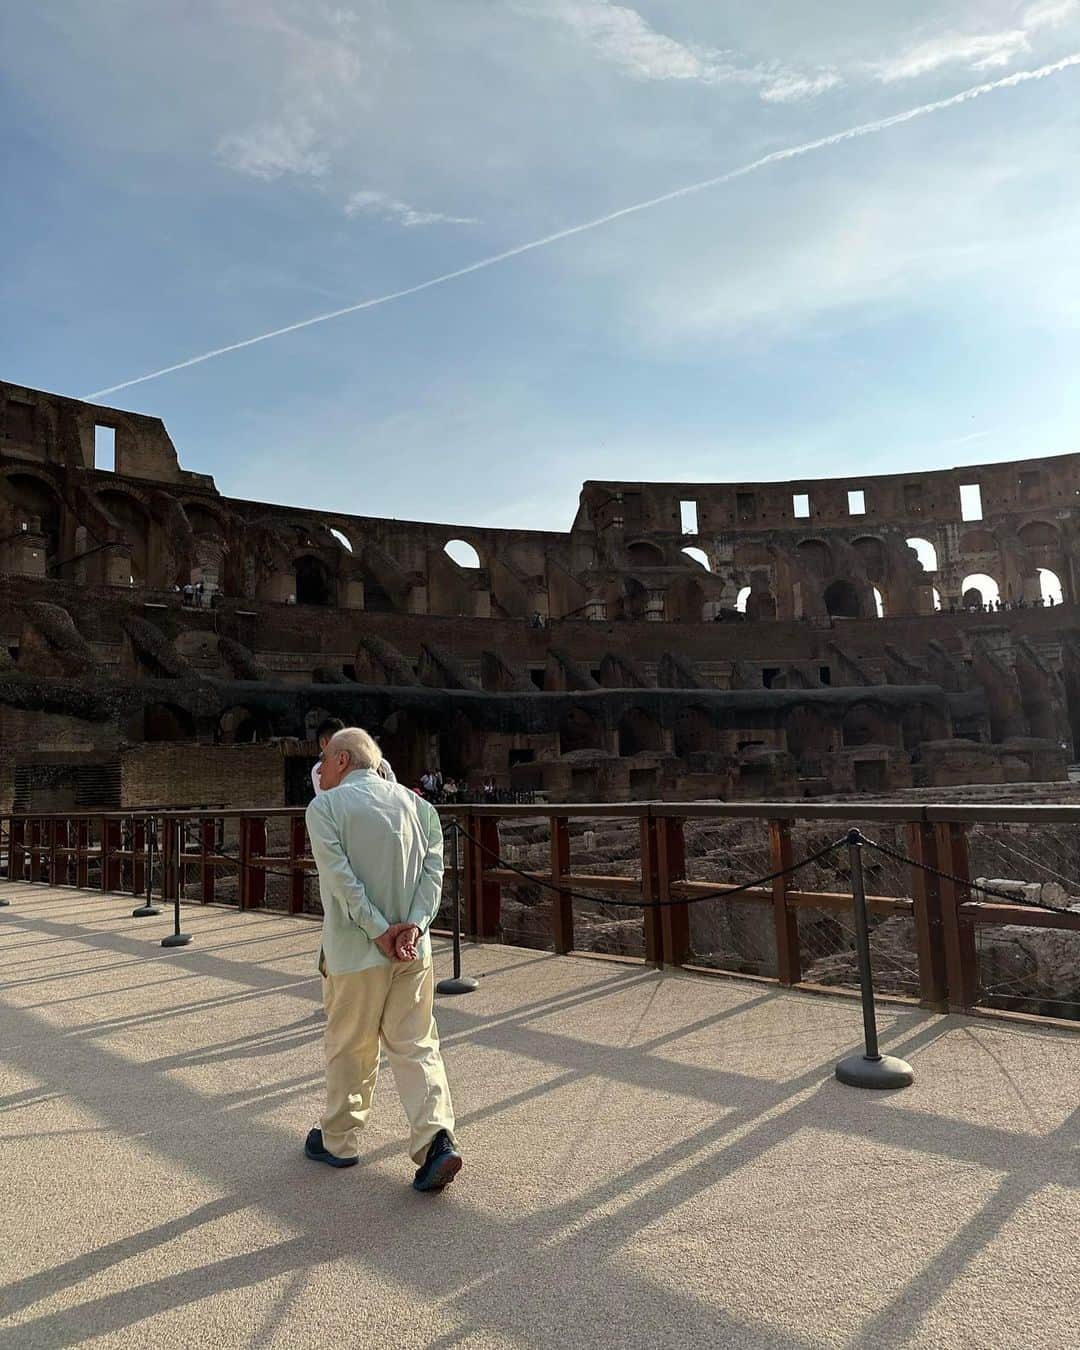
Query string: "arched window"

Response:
xmin=295 ymin=555 xmax=334 ymax=606
xmin=1038 ymin=568 xmax=1063 ymax=605
xmin=961 ymin=573 xmax=1000 ymax=608
xmin=735 ymin=586 xmax=751 ymax=613
xmin=444 ymin=539 xmax=480 ymax=569
xmin=932 ymin=587 xmax=942 ymax=611
xmin=824 ymin=579 xmax=861 ymax=619
xmin=906 ymin=537 xmax=938 ymax=572
xmin=872 ymin=587 xmax=885 ymax=618
xmin=681 ymin=546 xmax=710 ymax=571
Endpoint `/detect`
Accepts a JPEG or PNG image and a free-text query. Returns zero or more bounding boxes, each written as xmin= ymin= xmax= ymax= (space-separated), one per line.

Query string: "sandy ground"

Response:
xmin=1 ymin=882 xmax=1077 ymax=1350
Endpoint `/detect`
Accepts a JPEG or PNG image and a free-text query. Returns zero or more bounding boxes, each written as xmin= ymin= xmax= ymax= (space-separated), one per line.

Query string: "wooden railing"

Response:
xmin=2 ymin=802 xmax=1079 ymax=1024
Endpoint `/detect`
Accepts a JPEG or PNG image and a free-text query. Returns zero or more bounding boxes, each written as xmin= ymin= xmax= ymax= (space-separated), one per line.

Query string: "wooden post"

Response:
xmin=933 ymin=821 xmax=978 ymax=1011
xmin=639 ymin=816 xmax=664 ymax=967
xmin=550 ymin=816 xmax=574 ymax=954
xmin=656 ymin=816 xmax=689 ymax=967
xmin=29 ymin=820 xmax=42 ymax=883
xmin=200 ymin=818 xmax=216 ymax=904
xmin=161 ymin=816 xmax=176 ymax=901
xmin=132 ymin=819 xmax=147 ymax=897
xmin=102 ymin=817 xmax=122 ymax=893
xmin=76 ymin=820 xmax=89 ymax=889
xmin=8 ymin=818 xmax=24 ymax=883
xmin=239 ymin=816 xmax=267 ymax=910
xmin=289 ymin=815 xmax=307 ymax=914
xmin=769 ymin=819 xmax=802 ymax=986
xmin=48 ymin=818 xmax=60 ymax=886
xmin=906 ymin=822 xmax=947 ymax=1010
xmin=468 ymin=816 xmax=501 ymax=939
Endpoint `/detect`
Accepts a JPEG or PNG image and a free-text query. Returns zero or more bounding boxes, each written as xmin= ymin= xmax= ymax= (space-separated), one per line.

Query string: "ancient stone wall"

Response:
xmin=2 ymin=379 xmax=1078 ymax=805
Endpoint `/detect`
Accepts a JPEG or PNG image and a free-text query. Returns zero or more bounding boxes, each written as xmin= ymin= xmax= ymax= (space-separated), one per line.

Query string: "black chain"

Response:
xmin=451 ymin=818 xmax=848 ymax=911
xmin=857 ymin=833 xmax=1071 ymax=913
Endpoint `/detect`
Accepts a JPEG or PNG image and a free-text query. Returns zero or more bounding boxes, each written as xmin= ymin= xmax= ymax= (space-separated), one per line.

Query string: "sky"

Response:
xmin=2 ymin=1 xmax=1080 ymax=531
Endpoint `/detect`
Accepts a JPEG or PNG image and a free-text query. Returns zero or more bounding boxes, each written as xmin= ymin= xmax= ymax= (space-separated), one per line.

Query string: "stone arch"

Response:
xmin=444 ymin=538 xmax=481 ymax=569
xmin=733 ymin=542 xmax=772 ymax=567
xmin=961 ymin=573 xmax=1000 ymax=608
xmin=796 ymin=538 xmax=831 ymax=575
xmin=852 ymin=535 xmax=886 ymax=581
xmin=735 ymin=586 xmax=751 ymax=613
xmin=612 ymin=576 xmax=649 ymax=621
xmin=294 ymin=554 xmax=334 ymax=606
xmin=439 ymin=709 xmax=485 ymax=781
xmin=784 ymin=704 xmax=836 ymax=769
xmin=617 ymin=707 xmax=665 ymax=756
xmin=0 ymin=470 xmax=64 ymax=569
xmin=96 ymin=487 xmax=154 ymax=584
xmin=218 ymin=704 xmax=273 ymax=744
xmin=1038 ymin=568 xmax=1064 ymax=605
xmin=906 ymin=537 xmax=938 ymax=572
xmin=872 ymin=586 xmax=885 ymax=618
xmin=824 ymin=578 xmax=862 ymax=618
xmin=183 ymin=502 xmax=234 ymax=595
xmin=960 ymin=528 xmax=997 ymax=556
xmin=559 ymin=705 xmax=605 ymax=755
xmin=379 ymin=709 xmax=436 ymax=785
xmin=665 ymin=575 xmax=705 ymax=623
xmin=626 ymin=540 xmax=664 ymax=568
xmin=746 ymin=590 xmax=777 ymax=621
xmin=681 ymin=546 xmax=711 ymax=571
xmin=842 ymin=701 xmax=892 ymax=748
xmin=1017 ymin=520 xmax=1058 ymax=549
xmin=143 ymin=702 xmax=195 ymax=742
xmin=673 ymin=704 xmax=722 ymax=757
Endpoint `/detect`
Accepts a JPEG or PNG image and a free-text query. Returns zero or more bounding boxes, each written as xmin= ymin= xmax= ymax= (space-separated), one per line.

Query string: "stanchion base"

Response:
xmin=437 ymin=976 xmax=479 ymax=995
xmin=161 ymin=933 xmax=193 ymax=947
xmin=132 ymin=904 xmax=162 ymax=917
xmin=835 ymin=1053 xmax=914 ymax=1090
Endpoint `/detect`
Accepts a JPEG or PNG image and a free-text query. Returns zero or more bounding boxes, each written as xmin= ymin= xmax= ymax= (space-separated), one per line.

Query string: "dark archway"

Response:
xmin=295 ymin=554 xmax=334 ymax=606
xmin=143 ymin=703 xmax=195 ymax=742
xmin=617 ymin=707 xmax=665 ymax=756
xmin=218 ymin=705 xmax=273 ymax=744
xmin=824 ymin=579 xmax=861 ymax=619
xmin=2 ymin=473 xmax=63 ymax=567
xmin=560 ymin=706 xmax=605 ymax=755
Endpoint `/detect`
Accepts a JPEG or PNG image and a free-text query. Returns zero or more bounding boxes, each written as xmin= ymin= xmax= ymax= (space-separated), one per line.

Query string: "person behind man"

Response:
xmin=312 ymin=716 xmax=396 ymax=796
xmin=303 ymin=726 xmax=461 ymax=1191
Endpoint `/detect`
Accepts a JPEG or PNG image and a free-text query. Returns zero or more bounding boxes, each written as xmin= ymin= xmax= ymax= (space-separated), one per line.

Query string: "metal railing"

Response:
xmin=2 ymin=801 xmax=1079 ymax=1024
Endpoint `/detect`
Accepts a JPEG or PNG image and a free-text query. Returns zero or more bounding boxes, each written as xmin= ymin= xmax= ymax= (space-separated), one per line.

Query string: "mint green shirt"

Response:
xmin=305 ymin=769 xmax=444 ymax=975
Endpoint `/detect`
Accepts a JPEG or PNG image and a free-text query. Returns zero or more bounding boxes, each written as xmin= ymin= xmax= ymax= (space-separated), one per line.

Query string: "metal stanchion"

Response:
xmin=131 ymin=822 xmax=162 ymax=917
xmin=835 ymin=829 xmax=914 ymax=1090
xmin=162 ymin=820 xmax=192 ymax=948
xmin=437 ymin=820 xmax=477 ymax=995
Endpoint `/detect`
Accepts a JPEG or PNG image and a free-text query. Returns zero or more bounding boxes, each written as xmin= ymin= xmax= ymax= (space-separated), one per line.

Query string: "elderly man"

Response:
xmin=303 ymin=726 xmax=461 ymax=1192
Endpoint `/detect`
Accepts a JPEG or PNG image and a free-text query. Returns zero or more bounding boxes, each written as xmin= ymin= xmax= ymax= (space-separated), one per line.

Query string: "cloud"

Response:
xmin=540 ymin=0 xmax=841 ymax=102
xmin=344 ymin=189 xmax=479 ymax=228
xmin=871 ymin=0 xmax=1079 ymax=83
xmin=81 ymin=51 xmax=1080 ymax=401
xmin=217 ymin=116 xmax=329 ymax=180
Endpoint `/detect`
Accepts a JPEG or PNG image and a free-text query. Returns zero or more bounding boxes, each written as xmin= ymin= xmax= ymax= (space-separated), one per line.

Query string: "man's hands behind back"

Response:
xmin=374 ymin=923 xmax=421 ymax=962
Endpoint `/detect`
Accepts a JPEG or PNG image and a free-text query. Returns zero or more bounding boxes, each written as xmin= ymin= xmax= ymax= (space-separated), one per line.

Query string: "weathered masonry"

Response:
xmin=2 ymin=377 xmax=1078 ymax=809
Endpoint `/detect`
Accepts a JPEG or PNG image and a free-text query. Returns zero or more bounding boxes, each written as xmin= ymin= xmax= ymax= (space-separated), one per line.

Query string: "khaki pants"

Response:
xmin=319 ymin=956 xmax=455 ymax=1164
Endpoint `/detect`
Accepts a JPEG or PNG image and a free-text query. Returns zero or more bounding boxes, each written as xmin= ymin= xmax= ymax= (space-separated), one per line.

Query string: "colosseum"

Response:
xmin=2 ymin=376 xmax=1079 ymax=812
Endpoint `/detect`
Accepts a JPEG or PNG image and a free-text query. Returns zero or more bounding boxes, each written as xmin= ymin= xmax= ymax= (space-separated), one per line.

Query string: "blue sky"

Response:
xmin=3 ymin=2 xmax=1079 ymax=530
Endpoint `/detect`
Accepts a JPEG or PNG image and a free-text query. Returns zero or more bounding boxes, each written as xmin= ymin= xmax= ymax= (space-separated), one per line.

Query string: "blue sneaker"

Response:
xmin=304 ymin=1127 xmax=358 ymax=1168
xmin=413 ymin=1130 xmax=462 ymax=1192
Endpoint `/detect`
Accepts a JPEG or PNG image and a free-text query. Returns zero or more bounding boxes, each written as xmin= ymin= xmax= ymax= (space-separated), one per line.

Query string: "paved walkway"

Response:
xmin=1 ymin=883 xmax=1077 ymax=1349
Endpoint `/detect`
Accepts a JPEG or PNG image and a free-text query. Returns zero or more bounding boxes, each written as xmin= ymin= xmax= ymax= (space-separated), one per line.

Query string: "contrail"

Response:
xmin=84 ymin=52 xmax=1080 ymax=402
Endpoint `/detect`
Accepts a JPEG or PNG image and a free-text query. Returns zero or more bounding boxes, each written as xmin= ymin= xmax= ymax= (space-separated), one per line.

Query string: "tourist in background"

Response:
xmin=304 ymin=726 xmax=461 ymax=1191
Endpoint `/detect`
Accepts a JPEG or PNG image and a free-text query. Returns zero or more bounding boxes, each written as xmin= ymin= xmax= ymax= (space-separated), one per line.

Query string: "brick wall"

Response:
xmin=120 ymin=743 xmax=285 ymax=808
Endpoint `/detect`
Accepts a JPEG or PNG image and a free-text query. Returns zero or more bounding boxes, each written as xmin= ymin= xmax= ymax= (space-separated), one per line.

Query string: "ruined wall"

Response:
xmin=2 ymin=379 xmax=1078 ymax=805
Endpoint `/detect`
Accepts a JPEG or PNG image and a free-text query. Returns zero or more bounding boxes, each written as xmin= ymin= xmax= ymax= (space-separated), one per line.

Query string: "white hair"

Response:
xmin=328 ymin=726 xmax=383 ymax=773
